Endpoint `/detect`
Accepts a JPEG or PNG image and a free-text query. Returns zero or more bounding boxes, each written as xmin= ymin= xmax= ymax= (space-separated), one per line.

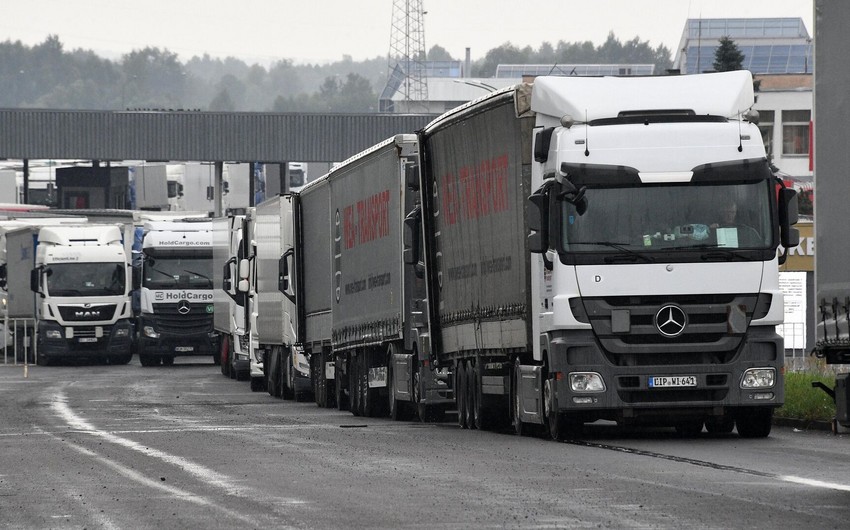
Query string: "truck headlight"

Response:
xmin=143 ymin=326 xmax=160 ymax=339
xmin=45 ymin=330 xmax=63 ymax=339
xmin=569 ymin=372 xmax=606 ymax=392
xmin=740 ymin=368 xmax=775 ymax=389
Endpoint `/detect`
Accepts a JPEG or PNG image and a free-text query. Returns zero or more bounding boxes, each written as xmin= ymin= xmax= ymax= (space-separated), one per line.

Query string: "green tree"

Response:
xmin=209 ymin=88 xmax=235 ymax=111
xmin=713 ymin=36 xmax=744 ymax=72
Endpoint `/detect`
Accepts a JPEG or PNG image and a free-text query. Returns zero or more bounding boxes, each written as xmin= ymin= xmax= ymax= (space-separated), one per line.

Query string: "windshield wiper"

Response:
xmin=570 ymin=241 xmax=655 ymax=263
xmin=699 ymin=249 xmax=749 ymax=261
xmin=148 ymin=267 xmax=177 ymax=282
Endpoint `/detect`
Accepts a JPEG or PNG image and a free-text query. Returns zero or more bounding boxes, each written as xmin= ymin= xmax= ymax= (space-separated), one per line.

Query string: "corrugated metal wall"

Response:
xmin=0 ymin=110 xmax=434 ymax=162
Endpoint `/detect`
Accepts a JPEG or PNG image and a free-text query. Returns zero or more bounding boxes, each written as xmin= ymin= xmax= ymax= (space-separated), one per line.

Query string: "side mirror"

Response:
xmin=238 ymin=258 xmax=250 ymax=280
xmin=222 ymin=257 xmax=235 ymax=292
xmin=30 ymin=268 xmax=40 ymax=293
xmin=237 ymin=279 xmax=249 ymax=293
xmin=132 ymin=266 xmax=141 ymax=290
xmin=403 ymin=207 xmax=421 ymax=265
xmin=405 ymin=163 xmax=419 ymax=191
xmin=0 ymin=263 xmax=7 ymax=289
xmin=527 ymin=184 xmax=550 ymax=254
xmin=778 ymin=187 xmax=800 ymax=248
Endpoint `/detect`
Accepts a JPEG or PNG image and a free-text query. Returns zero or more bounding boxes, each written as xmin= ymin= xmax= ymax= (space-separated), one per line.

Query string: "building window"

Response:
xmin=758 ymin=110 xmax=774 ymax=158
xmin=782 ymin=110 xmax=810 ymax=156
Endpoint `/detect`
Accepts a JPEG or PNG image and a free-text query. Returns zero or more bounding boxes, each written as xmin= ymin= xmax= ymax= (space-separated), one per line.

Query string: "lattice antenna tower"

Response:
xmin=388 ymin=0 xmax=429 ymax=112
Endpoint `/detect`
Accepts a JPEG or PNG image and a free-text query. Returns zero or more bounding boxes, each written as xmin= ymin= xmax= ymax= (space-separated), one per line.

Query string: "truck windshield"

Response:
xmin=562 ymin=179 xmax=774 ymax=258
xmin=46 ymin=263 xmax=126 ymax=296
xmin=143 ymin=256 xmax=213 ymax=289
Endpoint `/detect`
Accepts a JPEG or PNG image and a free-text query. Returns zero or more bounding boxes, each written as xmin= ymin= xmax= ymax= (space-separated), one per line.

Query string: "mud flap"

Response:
xmin=518 ymin=364 xmax=544 ymax=424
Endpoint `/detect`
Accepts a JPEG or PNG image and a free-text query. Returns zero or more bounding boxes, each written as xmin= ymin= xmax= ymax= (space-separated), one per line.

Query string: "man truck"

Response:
xmin=29 ymin=224 xmax=135 ymax=365
xmin=413 ymin=71 xmax=798 ymax=438
xmin=136 ymin=219 xmax=217 ymax=366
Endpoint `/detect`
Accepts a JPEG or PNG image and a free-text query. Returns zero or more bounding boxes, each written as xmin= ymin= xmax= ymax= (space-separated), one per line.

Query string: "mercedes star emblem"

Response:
xmin=655 ymin=304 xmax=687 ymax=337
xmin=177 ymin=300 xmax=191 ymax=315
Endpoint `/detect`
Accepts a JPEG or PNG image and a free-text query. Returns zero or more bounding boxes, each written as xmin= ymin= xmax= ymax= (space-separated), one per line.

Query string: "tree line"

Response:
xmin=0 ymin=34 xmax=672 ymax=112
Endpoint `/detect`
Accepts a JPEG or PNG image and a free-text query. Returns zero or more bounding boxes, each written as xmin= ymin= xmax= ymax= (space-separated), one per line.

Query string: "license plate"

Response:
xmin=649 ymin=375 xmax=697 ymax=388
xmin=78 ymin=337 xmax=97 ymax=343
xmin=175 ymin=346 xmax=194 ymax=352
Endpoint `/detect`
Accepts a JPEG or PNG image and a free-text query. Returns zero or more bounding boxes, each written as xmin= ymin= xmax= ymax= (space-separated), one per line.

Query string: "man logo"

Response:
xmin=655 ymin=304 xmax=687 ymax=338
xmin=177 ymin=300 xmax=191 ymax=315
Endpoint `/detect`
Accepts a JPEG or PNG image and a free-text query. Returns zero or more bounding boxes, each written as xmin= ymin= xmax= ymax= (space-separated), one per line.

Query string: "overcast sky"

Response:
xmin=2 ymin=0 xmax=814 ymax=66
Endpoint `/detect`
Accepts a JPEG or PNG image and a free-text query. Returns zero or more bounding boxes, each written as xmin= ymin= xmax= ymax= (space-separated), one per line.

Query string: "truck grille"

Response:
xmin=582 ymin=294 xmax=760 ymax=366
xmin=151 ymin=303 xmax=213 ymax=335
xmin=57 ymin=304 xmax=118 ymax=322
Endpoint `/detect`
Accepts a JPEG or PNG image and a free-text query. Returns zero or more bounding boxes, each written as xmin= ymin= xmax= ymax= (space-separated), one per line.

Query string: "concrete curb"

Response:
xmin=773 ymin=416 xmax=834 ymax=432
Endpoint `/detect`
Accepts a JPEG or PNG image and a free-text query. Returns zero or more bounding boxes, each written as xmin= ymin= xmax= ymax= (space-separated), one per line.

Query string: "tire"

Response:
xmin=267 ymin=348 xmax=283 ymax=398
xmin=464 ymin=360 xmax=476 ymax=429
xmin=674 ymin=419 xmax=704 ymax=437
xmin=511 ymin=358 xmax=525 ymax=436
xmin=109 ymin=354 xmax=132 ymax=365
xmin=545 ymin=376 xmax=575 ymax=442
xmin=335 ymin=355 xmax=348 ymax=411
xmin=220 ymin=336 xmax=230 ymax=377
xmin=250 ymin=376 xmax=265 ymax=392
xmin=36 ymin=354 xmax=50 ymax=367
xmin=281 ymin=349 xmax=294 ymax=399
xmin=471 ymin=359 xmax=494 ymax=431
xmin=161 ymin=356 xmax=175 ymax=366
xmin=736 ymin=407 xmax=773 ymax=438
xmin=139 ymin=354 xmax=159 ymax=367
xmin=359 ymin=352 xmax=373 ymax=417
xmin=350 ymin=354 xmax=361 ymax=415
xmin=456 ymin=361 xmax=468 ymax=429
xmin=705 ymin=416 xmax=735 ymax=434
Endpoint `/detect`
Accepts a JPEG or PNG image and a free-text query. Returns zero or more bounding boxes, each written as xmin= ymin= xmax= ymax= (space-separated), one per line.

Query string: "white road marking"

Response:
xmin=51 ymin=391 xmax=307 ymax=510
xmin=781 ymin=475 xmax=850 ymax=492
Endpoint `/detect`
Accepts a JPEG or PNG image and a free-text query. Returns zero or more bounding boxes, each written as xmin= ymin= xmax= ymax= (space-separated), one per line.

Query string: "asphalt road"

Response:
xmin=1 ymin=359 xmax=848 ymax=529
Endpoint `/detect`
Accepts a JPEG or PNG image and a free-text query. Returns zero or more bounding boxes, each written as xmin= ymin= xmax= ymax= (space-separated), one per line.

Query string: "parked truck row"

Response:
xmin=4 ymin=71 xmax=800 ymax=438
xmin=216 ymin=70 xmax=798 ymax=439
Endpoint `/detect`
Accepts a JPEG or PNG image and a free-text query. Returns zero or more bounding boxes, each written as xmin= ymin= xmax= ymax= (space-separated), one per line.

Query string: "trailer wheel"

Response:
xmin=735 ymin=407 xmax=773 ymax=438
xmin=472 ymin=360 xmax=494 ymax=431
xmin=456 ymin=361 xmax=468 ymax=429
xmin=335 ymin=355 xmax=349 ymax=411
xmin=465 ymin=360 xmax=476 ymax=429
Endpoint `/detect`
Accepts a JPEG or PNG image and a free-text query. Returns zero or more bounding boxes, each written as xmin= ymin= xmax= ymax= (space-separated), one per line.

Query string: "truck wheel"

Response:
xmin=267 ymin=348 xmax=282 ymax=398
xmin=110 ymin=353 xmax=132 ymax=365
xmin=545 ymin=376 xmax=574 ymax=442
xmin=350 ymin=354 xmax=361 ymax=415
xmin=705 ymin=416 xmax=735 ymax=434
xmin=465 ymin=360 xmax=476 ymax=429
xmin=139 ymin=354 xmax=160 ymax=367
xmin=674 ymin=419 xmax=704 ymax=437
xmin=472 ymin=360 xmax=494 ymax=431
xmin=511 ymin=359 xmax=524 ymax=436
xmin=162 ymin=356 xmax=175 ymax=366
xmin=220 ymin=336 xmax=230 ymax=377
xmin=735 ymin=407 xmax=773 ymax=438
xmin=359 ymin=353 xmax=374 ymax=417
xmin=335 ymin=355 xmax=348 ymax=411
xmin=250 ymin=377 xmax=265 ymax=392
xmin=282 ymin=349 xmax=294 ymax=399
xmin=456 ymin=361 xmax=468 ymax=429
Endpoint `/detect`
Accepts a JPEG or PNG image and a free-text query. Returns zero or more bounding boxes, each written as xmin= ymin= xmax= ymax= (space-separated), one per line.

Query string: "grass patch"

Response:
xmin=776 ymin=371 xmax=836 ymax=422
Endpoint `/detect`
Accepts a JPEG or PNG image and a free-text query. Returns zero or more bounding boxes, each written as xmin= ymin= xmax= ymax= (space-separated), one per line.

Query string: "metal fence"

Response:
xmin=1 ymin=318 xmax=37 ymax=365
